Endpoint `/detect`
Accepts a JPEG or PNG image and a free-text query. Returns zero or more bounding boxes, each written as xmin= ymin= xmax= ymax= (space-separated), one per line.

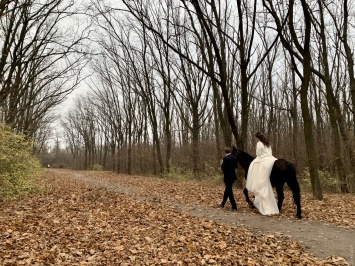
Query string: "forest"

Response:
xmin=1 ymin=0 xmax=355 ymax=199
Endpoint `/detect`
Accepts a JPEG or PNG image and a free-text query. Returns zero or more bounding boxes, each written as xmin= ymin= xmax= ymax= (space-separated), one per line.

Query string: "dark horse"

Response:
xmin=232 ymin=146 xmax=302 ymax=219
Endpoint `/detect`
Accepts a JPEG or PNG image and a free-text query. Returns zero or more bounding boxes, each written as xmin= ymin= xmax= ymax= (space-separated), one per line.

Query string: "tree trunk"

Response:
xmin=317 ymin=1 xmax=349 ymax=192
xmin=298 ymin=0 xmax=323 ymax=199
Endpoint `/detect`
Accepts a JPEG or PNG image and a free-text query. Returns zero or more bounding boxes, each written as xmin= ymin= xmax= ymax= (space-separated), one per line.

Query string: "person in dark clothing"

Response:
xmin=220 ymin=147 xmax=238 ymax=211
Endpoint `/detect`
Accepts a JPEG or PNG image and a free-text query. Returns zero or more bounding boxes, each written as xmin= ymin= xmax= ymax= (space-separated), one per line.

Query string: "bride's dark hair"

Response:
xmin=255 ymin=132 xmax=270 ymax=147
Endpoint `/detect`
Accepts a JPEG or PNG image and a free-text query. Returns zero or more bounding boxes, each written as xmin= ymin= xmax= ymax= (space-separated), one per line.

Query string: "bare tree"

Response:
xmin=263 ymin=0 xmax=323 ymax=199
xmin=88 ymin=69 xmax=125 ymax=173
xmin=173 ymin=46 xmax=211 ymax=178
xmin=309 ymin=0 xmax=349 ymax=192
xmin=121 ymin=0 xmax=279 ymax=150
xmin=0 ymin=0 xmax=89 ymax=139
xmin=341 ymin=0 xmax=355 ymax=138
xmin=323 ymin=0 xmax=355 ymax=190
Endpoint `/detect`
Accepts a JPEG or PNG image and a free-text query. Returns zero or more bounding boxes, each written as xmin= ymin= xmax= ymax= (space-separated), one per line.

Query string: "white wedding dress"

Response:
xmin=246 ymin=141 xmax=279 ymax=215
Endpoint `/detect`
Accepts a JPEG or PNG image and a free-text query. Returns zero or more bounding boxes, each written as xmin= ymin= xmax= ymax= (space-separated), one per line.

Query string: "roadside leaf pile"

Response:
xmin=0 ymin=170 xmax=351 ymax=265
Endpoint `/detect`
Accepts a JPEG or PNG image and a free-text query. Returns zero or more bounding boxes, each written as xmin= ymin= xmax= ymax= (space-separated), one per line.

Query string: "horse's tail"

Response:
xmin=285 ymin=162 xmax=302 ymax=218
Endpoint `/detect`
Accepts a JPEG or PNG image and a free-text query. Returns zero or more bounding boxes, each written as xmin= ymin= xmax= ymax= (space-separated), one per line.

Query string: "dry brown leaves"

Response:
xmin=0 ymin=169 xmax=351 ymax=265
xmin=85 ymin=171 xmax=355 ymax=229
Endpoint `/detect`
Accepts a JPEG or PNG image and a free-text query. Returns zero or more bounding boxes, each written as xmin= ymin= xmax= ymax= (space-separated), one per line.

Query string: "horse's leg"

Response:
xmin=286 ymin=179 xmax=302 ymax=219
xmin=275 ymin=183 xmax=285 ymax=212
xmin=243 ymin=187 xmax=254 ymax=208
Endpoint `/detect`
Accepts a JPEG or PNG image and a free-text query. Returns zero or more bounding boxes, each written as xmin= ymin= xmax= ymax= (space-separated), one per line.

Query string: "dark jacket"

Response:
xmin=221 ymin=153 xmax=238 ymax=183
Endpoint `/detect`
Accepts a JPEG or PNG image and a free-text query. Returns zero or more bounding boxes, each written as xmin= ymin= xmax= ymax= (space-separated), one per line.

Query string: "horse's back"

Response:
xmin=273 ymin=159 xmax=295 ymax=172
xmin=270 ymin=159 xmax=297 ymax=186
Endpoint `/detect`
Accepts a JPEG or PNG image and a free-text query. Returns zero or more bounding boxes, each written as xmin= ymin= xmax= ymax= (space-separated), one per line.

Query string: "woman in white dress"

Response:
xmin=246 ymin=132 xmax=279 ymax=215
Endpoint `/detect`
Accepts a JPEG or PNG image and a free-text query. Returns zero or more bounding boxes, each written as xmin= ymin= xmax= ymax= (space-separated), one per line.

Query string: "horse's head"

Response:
xmin=231 ymin=146 xmax=247 ymax=174
xmin=231 ymin=146 xmax=241 ymax=158
xmin=232 ymin=146 xmax=254 ymax=170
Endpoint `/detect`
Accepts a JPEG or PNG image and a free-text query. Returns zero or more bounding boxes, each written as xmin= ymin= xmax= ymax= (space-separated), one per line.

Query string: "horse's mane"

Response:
xmin=238 ymin=149 xmax=255 ymax=163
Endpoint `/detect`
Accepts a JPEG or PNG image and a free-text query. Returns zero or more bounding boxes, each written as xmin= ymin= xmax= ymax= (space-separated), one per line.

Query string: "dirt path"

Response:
xmin=72 ymin=173 xmax=354 ymax=265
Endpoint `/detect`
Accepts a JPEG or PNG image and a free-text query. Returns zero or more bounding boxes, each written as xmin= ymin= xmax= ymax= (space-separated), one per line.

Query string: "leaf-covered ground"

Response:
xmin=87 ymin=171 xmax=355 ymax=229
xmin=0 ymin=169 xmax=352 ymax=265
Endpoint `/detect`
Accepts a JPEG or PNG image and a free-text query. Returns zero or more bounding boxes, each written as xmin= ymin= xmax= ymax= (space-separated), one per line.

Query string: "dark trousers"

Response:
xmin=221 ymin=180 xmax=237 ymax=209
